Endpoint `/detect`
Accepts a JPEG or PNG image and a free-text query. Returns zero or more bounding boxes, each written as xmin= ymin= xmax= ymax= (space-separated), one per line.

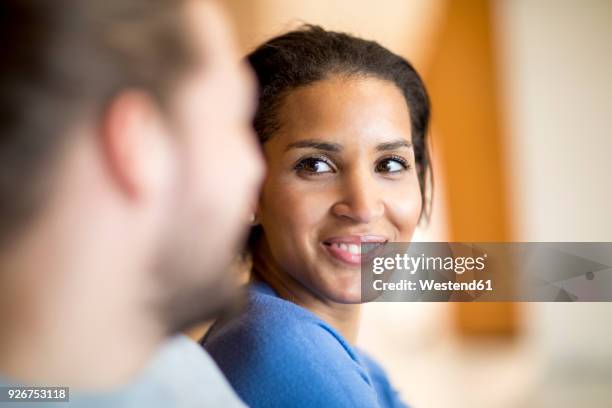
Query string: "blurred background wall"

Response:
xmin=217 ymin=0 xmax=612 ymax=406
xmin=496 ymin=1 xmax=612 ymax=406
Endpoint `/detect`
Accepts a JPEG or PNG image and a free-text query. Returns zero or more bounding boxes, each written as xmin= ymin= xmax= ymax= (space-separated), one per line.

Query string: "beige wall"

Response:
xmin=496 ymin=1 xmax=612 ymax=406
xmin=497 ymin=0 xmax=612 ymax=242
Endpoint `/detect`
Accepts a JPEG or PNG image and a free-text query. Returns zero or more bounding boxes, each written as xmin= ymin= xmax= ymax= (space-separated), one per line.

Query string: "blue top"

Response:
xmin=201 ymin=282 xmax=409 ymax=408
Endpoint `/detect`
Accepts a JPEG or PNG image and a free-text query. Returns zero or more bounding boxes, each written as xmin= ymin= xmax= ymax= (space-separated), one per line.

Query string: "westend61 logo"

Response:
xmin=372 ymin=253 xmax=488 ymax=275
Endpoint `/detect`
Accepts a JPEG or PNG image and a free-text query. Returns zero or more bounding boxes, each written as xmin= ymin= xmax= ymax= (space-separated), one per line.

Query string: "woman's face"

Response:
xmin=257 ymin=75 xmax=422 ymax=303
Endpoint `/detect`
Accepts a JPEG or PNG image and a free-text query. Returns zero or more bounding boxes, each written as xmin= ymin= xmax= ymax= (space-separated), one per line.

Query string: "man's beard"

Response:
xmin=151 ymin=225 xmax=249 ymax=336
xmin=157 ymin=274 xmax=247 ymax=335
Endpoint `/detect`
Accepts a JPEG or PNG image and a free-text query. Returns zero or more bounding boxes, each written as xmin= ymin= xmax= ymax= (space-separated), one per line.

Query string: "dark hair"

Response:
xmin=0 ymin=0 xmax=193 ymax=247
xmin=247 ymin=25 xmax=432 ymax=248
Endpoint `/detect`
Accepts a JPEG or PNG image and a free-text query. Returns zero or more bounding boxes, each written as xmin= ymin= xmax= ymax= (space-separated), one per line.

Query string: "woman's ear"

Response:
xmin=251 ymin=197 xmax=264 ymax=226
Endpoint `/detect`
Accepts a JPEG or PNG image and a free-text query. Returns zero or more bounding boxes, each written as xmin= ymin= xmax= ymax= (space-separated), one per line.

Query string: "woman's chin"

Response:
xmin=319 ymin=280 xmax=363 ymax=304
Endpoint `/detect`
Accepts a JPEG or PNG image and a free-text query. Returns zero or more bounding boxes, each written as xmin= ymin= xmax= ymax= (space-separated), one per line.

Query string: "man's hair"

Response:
xmin=0 ymin=0 xmax=193 ymax=247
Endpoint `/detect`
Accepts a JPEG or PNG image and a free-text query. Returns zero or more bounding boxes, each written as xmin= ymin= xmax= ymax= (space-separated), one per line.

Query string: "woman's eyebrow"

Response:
xmin=284 ymin=139 xmax=343 ymax=152
xmin=376 ymin=139 xmax=412 ymax=151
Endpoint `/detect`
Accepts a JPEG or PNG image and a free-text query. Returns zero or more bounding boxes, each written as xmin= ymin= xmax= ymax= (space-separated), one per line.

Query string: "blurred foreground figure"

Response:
xmin=0 ymin=0 xmax=263 ymax=406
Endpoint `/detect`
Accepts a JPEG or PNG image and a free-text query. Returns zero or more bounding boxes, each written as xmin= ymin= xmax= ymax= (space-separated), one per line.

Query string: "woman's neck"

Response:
xmin=251 ymin=239 xmax=361 ymax=343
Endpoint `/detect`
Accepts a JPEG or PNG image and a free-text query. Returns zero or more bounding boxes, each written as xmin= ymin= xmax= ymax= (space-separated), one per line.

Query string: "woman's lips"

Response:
xmin=323 ymin=242 xmax=363 ymax=265
xmin=322 ymin=235 xmax=388 ymax=266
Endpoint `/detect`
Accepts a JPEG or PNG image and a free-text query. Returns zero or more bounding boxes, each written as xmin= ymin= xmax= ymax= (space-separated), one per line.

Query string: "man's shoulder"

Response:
xmin=0 ymin=336 xmax=245 ymax=408
xmin=144 ymin=335 xmax=246 ymax=407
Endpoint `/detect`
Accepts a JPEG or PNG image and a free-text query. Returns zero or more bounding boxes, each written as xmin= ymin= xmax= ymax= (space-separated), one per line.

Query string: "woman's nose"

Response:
xmin=331 ymin=169 xmax=384 ymax=223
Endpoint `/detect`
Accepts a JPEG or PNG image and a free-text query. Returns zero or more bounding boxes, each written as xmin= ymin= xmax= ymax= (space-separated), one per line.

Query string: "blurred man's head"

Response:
xmin=0 ymin=0 xmax=263 ymax=332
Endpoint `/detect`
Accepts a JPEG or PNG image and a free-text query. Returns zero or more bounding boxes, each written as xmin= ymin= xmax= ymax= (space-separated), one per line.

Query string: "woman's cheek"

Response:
xmin=265 ymin=183 xmax=316 ymax=246
xmin=386 ymin=183 xmax=422 ymax=240
xmin=282 ymin=187 xmax=330 ymax=239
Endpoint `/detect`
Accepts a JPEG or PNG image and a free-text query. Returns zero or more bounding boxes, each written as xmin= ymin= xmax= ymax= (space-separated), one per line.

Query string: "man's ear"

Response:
xmin=100 ymin=90 xmax=174 ymax=202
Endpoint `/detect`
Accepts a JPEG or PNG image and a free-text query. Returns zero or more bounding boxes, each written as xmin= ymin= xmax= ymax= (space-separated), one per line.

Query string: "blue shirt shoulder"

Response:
xmin=202 ymin=282 xmax=408 ymax=408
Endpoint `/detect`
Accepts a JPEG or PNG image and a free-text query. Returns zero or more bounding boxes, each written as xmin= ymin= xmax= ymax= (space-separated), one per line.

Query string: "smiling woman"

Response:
xmin=255 ymin=75 xmax=422 ymax=305
xmin=201 ymin=25 xmax=431 ymax=408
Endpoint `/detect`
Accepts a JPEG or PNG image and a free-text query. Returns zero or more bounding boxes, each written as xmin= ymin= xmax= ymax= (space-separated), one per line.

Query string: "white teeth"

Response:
xmin=327 ymin=240 xmax=386 ymax=255
xmin=331 ymin=242 xmax=361 ymax=255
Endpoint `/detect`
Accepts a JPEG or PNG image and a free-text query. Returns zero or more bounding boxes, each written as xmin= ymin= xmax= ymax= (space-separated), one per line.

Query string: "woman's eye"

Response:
xmin=376 ymin=157 xmax=408 ymax=173
xmin=295 ymin=157 xmax=334 ymax=174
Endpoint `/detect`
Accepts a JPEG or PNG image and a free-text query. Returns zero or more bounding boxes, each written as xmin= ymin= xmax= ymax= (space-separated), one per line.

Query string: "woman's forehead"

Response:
xmin=272 ymin=76 xmax=413 ymax=151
